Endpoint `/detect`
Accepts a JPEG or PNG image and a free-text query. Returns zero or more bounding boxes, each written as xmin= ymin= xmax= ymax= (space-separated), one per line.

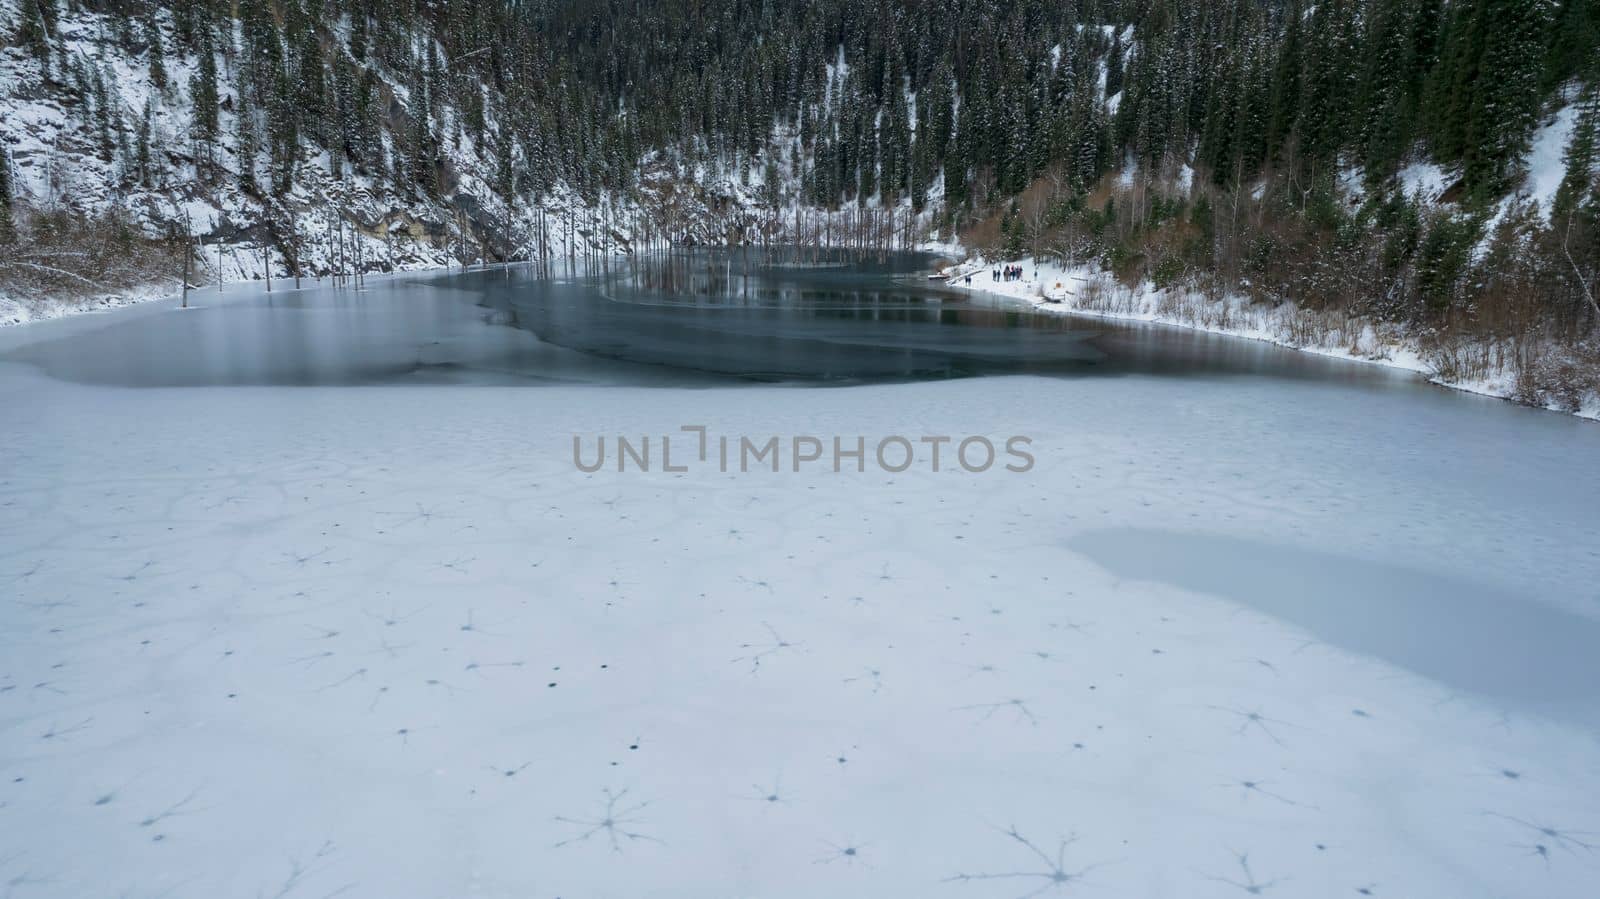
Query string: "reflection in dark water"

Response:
xmin=487 ymin=249 xmax=1106 ymax=382
xmin=3 ymin=248 xmax=1417 ymax=389
xmin=493 ymin=247 xmax=1416 ymax=387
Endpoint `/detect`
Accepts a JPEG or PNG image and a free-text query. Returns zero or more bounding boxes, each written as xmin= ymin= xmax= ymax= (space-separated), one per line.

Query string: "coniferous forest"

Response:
xmin=1 ymin=0 xmax=1599 ymax=406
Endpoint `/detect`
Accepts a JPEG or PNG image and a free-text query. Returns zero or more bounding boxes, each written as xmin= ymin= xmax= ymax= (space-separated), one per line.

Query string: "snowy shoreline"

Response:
xmin=7 ymin=245 xmax=1596 ymax=423
xmin=0 ymin=258 xmax=482 ymax=329
xmin=940 ymin=255 xmax=1600 ymax=422
xmin=1 ymin=233 xmax=959 ymax=330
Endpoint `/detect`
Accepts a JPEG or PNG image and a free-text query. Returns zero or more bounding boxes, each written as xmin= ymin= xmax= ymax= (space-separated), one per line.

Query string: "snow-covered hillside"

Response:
xmin=0 ymin=0 xmax=954 ymax=326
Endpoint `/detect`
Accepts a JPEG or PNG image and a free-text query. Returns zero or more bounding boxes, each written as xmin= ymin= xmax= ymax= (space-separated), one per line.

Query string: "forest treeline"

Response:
xmin=2 ymin=0 xmax=1598 ymax=404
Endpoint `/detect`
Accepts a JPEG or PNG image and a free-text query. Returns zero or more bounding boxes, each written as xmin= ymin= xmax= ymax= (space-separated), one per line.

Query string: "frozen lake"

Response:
xmin=2 ymin=254 xmax=1598 ymax=898
xmin=5 ymin=250 xmax=1439 ymax=389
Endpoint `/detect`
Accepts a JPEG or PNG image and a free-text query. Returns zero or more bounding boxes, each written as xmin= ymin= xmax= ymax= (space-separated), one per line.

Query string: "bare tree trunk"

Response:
xmin=325 ymin=213 xmax=336 ymax=283
xmin=1565 ymin=211 xmax=1600 ymax=321
xmin=182 ymin=236 xmax=191 ymax=309
xmin=181 ymin=212 xmax=193 ymax=308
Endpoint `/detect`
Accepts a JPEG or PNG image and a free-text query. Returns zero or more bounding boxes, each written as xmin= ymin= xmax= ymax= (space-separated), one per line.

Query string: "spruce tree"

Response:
xmin=1357 ymin=0 xmax=1419 ymax=182
xmin=171 ymin=0 xmax=196 ymax=49
xmin=191 ymin=23 xmax=220 ymax=167
xmin=135 ymin=99 xmax=153 ymax=187
xmin=116 ymin=107 xmax=134 ymax=187
xmin=496 ymin=129 xmax=516 ymax=207
xmin=269 ymin=55 xmax=298 ymax=195
xmin=17 ymin=0 xmax=55 ymax=69
xmin=1415 ymin=211 xmax=1479 ymax=310
xmin=407 ymin=90 xmax=434 ymax=195
xmin=1545 ymin=0 xmax=1600 ymax=91
xmin=93 ymin=65 xmax=115 ymax=162
xmin=1460 ymin=0 xmax=1553 ymax=196
xmin=237 ymin=79 xmax=260 ymax=192
xmin=146 ymin=12 xmax=167 ymax=91
xmin=1105 ymin=33 xmax=1125 ymax=99
xmin=1554 ymin=86 xmax=1600 ymax=219
xmin=350 ymin=12 xmax=368 ymax=62
xmin=1297 ymin=0 xmax=1359 ymax=172
xmin=355 ymin=67 xmax=380 ymax=171
xmin=1265 ymin=0 xmax=1303 ymax=163
xmin=0 ymin=147 xmax=15 ymax=244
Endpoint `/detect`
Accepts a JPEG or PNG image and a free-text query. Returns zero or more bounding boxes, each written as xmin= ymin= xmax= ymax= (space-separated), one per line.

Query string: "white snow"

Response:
xmin=1523 ymin=102 xmax=1581 ymax=219
xmin=1398 ymin=161 xmax=1453 ymax=203
xmin=1075 ymin=24 xmax=1134 ymax=43
xmin=0 ymin=279 xmax=175 ymax=327
xmin=2 ymin=282 xmax=1598 ymax=897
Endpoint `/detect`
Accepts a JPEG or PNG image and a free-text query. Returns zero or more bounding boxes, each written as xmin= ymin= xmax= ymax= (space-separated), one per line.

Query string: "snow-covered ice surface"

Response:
xmin=3 ymin=265 xmax=1600 ymax=898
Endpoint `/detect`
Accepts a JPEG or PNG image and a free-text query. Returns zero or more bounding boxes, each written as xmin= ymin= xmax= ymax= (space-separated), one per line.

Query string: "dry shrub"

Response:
xmin=1 ymin=204 xmax=186 ymax=301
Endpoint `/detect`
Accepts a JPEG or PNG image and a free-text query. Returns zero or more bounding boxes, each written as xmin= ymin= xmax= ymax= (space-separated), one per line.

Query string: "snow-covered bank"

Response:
xmin=0 ymin=279 xmax=173 ymax=327
xmin=942 ymin=255 xmax=1600 ymax=421
xmin=0 ymin=257 xmax=457 ymax=328
xmin=0 ymin=223 xmax=950 ymax=330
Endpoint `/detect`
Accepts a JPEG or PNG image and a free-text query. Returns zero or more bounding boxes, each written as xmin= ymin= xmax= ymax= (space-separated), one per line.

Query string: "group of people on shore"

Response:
xmin=993 ymin=264 xmax=1026 ymax=282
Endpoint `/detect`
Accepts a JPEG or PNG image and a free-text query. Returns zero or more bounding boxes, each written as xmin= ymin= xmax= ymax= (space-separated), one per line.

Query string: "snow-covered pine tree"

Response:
xmin=17 ymin=0 xmax=56 ymax=71
xmin=1555 ymin=83 xmax=1600 ymax=220
xmin=237 ymin=74 xmax=260 ymax=192
xmin=191 ymin=19 xmax=220 ymax=175
xmin=146 ymin=10 xmax=167 ymax=91
xmin=0 ymin=147 xmax=14 ymax=244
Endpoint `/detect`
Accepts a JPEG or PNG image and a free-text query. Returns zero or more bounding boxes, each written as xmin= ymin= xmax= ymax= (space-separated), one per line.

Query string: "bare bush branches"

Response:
xmin=0 ymin=204 xmax=188 ymax=308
